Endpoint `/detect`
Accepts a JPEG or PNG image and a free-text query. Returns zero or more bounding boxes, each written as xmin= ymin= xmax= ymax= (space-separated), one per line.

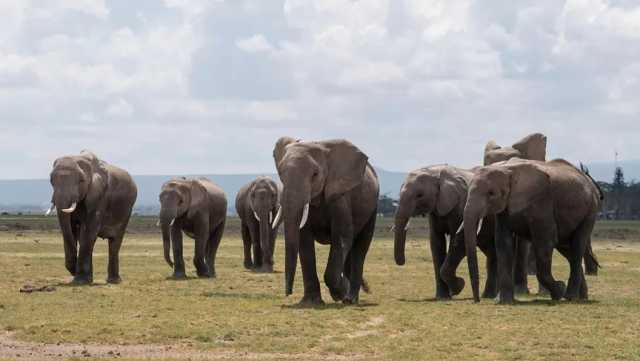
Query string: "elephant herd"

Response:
xmin=45 ymin=133 xmax=602 ymax=305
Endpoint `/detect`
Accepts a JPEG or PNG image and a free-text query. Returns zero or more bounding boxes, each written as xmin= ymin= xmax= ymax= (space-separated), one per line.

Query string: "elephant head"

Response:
xmin=159 ymin=178 xmax=208 ymax=267
xmin=394 ymin=166 xmax=469 ymax=265
xmin=273 ymin=137 xmax=369 ymax=296
xmin=249 ymin=176 xmax=281 ymax=271
xmin=463 ymin=160 xmax=550 ymax=301
xmin=484 ymin=133 xmax=547 ymax=165
xmin=49 ymin=150 xmax=108 ymax=214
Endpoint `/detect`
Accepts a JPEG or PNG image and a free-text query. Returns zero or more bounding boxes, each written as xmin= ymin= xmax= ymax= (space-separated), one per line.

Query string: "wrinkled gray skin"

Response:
xmin=394 ymin=165 xmax=497 ymax=300
xmin=274 ymin=137 xmax=379 ymax=305
xmin=235 ymin=176 xmax=281 ymax=273
xmin=49 ymin=151 xmax=137 ymax=285
xmin=159 ymin=177 xmax=226 ymax=279
xmin=463 ymin=158 xmax=602 ymax=304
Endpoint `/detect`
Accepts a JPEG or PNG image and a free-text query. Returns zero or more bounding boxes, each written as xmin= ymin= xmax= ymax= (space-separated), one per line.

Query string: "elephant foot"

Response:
xmin=495 ymin=290 xmax=515 ymax=305
xmin=106 ymin=276 xmax=122 ymax=284
xmin=198 ymin=272 xmax=215 ymax=279
xmin=169 ymin=271 xmax=187 ymax=280
xmin=244 ymin=260 xmax=254 ymax=270
xmin=71 ymin=275 xmax=92 ymax=285
xmin=550 ymin=281 xmax=566 ymax=301
xmin=514 ymin=284 xmax=530 ymax=296
xmin=343 ymin=293 xmax=359 ymax=305
xmin=537 ymin=284 xmax=550 ymax=297
xmin=481 ymin=288 xmax=498 ymax=299
xmin=253 ymin=264 xmax=273 ymax=273
xmin=297 ymin=294 xmax=324 ymax=307
xmin=447 ymin=277 xmax=465 ymax=297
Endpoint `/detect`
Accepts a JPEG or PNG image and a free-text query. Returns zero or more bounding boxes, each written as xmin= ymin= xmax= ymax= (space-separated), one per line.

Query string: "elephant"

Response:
xmin=235 ymin=176 xmax=281 ymax=273
xmin=273 ymin=137 xmax=379 ymax=305
xmin=462 ymin=158 xmax=602 ymax=304
xmin=47 ymin=151 xmax=137 ymax=285
xmin=159 ymin=177 xmax=226 ymax=279
xmin=394 ymin=165 xmax=498 ymax=300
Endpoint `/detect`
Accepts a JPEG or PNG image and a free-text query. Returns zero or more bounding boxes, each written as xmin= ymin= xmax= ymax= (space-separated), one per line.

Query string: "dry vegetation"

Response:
xmin=0 ymin=216 xmax=639 ymax=360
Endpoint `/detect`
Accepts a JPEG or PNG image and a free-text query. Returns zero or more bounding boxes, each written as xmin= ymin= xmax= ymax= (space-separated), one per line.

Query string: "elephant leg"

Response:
xmin=477 ymin=240 xmax=498 ymax=299
xmin=298 ymin=229 xmax=323 ymax=305
xmin=440 ymin=232 xmax=466 ymax=297
xmin=530 ymin=220 xmax=566 ymax=301
xmin=241 ymin=222 xmax=253 ymax=269
xmin=74 ymin=220 xmax=99 ymax=285
xmin=206 ymin=220 xmax=225 ymax=278
xmin=584 ymin=240 xmax=599 ymax=276
xmin=171 ymin=226 xmax=186 ymax=279
xmin=429 ymin=216 xmax=451 ymax=300
xmin=106 ymin=234 xmax=123 ymax=284
xmin=344 ymin=212 xmax=376 ymax=304
xmin=513 ymin=237 xmax=530 ymax=295
xmin=325 ymin=241 xmax=347 ymax=302
xmin=248 ymin=223 xmax=263 ymax=269
xmin=58 ymin=213 xmax=78 ymax=276
xmin=563 ymin=216 xmax=593 ymax=301
xmin=495 ymin=213 xmax=515 ymax=304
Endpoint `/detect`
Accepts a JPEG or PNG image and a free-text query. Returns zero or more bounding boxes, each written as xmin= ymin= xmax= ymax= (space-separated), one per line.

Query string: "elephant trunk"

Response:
xmin=282 ymin=192 xmax=307 ymax=296
xmin=259 ymin=209 xmax=272 ymax=270
xmin=463 ymin=206 xmax=482 ymax=303
xmin=394 ymin=215 xmax=410 ymax=266
xmin=57 ymin=211 xmax=77 ymax=275
xmin=160 ymin=208 xmax=177 ymax=267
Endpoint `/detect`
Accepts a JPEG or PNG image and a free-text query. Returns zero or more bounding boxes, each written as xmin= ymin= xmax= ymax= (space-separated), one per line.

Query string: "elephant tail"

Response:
xmin=579 ymin=162 xmax=604 ymax=201
xmin=361 ymin=277 xmax=371 ymax=294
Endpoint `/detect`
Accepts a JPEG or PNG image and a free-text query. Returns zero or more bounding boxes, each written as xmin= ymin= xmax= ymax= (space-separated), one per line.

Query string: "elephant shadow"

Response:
xmin=280 ymin=301 xmax=379 ymax=310
xmin=397 ymin=297 xmax=475 ymax=303
xmin=510 ymin=299 xmax=601 ymax=307
xmin=200 ymin=291 xmax=279 ymax=301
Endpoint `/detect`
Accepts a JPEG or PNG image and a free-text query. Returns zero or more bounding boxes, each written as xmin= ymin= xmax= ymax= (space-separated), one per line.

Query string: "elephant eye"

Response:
xmin=488 ymin=190 xmax=495 ymax=197
xmin=416 ymin=193 xmax=423 ymax=198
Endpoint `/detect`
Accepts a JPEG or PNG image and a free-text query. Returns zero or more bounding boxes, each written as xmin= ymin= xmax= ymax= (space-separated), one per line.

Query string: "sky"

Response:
xmin=0 ymin=0 xmax=639 ymax=179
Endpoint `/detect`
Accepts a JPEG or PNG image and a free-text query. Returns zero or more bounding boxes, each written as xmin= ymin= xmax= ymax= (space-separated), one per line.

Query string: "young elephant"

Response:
xmin=394 ymin=165 xmax=497 ymax=299
xmin=235 ymin=176 xmax=281 ymax=273
xmin=274 ymin=137 xmax=379 ymax=305
xmin=462 ymin=158 xmax=602 ymax=303
xmin=47 ymin=151 xmax=137 ymax=284
xmin=159 ymin=177 xmax=226 ymax=279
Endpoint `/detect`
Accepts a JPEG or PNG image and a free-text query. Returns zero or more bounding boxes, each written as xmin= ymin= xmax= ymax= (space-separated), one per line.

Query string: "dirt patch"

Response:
xmin=0 ymin=332 xmax=370 ymax=360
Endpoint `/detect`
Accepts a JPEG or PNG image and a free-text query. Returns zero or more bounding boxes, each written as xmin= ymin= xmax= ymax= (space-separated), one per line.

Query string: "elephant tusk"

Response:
xmin=390 ymin=225 xmax=396 ymax=232
xmin=299 ymin=203 xmax=309 ymax=229
xmin=404 ymin=219 xmax=411 ymax=231
xmin=61 ymin=202 xmax=76 ymax=213
xmin=156 ymin=220 xmax=160 ymax=227
xmin=269 ymin=211 xmax=273 ymax=224
xmin=272 ymin=206 xmax=282 ymax=229
xmin=253 ymin=211 xmax=260 ymax=221
xmin=477 ymin=218 xmax=483 ymax=236
xmin=45 ymin=204 xmax=56 ymax=216
xmin=170 ymin=218 xmax=175 ymax=226
xmin=456 ymin=221 xmax=463 ymax=235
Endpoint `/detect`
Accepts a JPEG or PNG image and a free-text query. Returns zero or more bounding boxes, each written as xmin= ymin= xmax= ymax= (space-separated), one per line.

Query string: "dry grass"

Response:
xmin=0 ymin=218 xmax=639 ymax=360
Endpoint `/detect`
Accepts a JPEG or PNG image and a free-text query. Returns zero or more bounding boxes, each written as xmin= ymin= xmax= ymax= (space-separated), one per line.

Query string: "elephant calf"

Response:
xmin=48 ymin=151 xmax=137 ymax=285
xmin=394 ymin=165 xmax=497 ymax=300
xmin=235 ymin=176 xmax=281 ymax=273
xmin=159 ymin=177 xmax=226 ymax=279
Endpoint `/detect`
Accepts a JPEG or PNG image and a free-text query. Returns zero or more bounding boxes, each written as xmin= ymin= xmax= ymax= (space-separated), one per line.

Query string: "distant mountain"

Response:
xmin=0 ymin=167 xmax=408 ymax=215
xmin=1 ymin=160 xmax=636 ymax=215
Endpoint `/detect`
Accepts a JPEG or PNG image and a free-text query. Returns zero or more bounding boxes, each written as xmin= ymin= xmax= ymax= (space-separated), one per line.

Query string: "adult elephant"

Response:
xmin=462 ymin=158 xmax=602 ymax=304
xmin=47 ymin=151 xmax=137 ymax=285
xmin=273 ymin=137 xmax=379 ymax=305
xmin=394 ymin=165 xmax=497 ymax=300
xmin=159 ymin=177 xmax=226 ymax=279
xmin=235 ymin=176 xmax=281 ymax=273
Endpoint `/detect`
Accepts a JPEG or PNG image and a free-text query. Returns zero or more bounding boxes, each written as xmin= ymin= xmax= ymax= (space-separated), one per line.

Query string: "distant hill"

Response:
xmin=1 ymin=161 xmax=636 ymax=215
xmin=0 ymin=167 xmax=408 ymax=215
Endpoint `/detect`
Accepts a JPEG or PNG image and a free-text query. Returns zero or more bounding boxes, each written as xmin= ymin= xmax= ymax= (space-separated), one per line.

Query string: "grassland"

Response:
xmin=0 ymin=216 xmax=639 ymax=360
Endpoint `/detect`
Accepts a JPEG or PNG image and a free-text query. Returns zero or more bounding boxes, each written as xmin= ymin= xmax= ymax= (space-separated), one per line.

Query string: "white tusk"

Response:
xmin=456 ymin=222 xmax=464 ymax=235
xmin=253 ymin=211 xmax=260 ymax=221
xmin=61 ymin=202 xmax=77 ymax=213
xmin=156 ymin=220 xmax=160 ymax=227
xmin=170 ymin=218 xmax=175 ymax=226
xmin=272 ymin=206 xmax=282 ymax=229
xmin=299 ymin=203 xmax=309 ymax=229
xmin=477 ymin=218 xmax=483 ymax=236
xmin=404 ymin=219 xmax=411 ymax=231
xmin=45 ymin=204 xmax=56 ymax=216
xmin=269 ymin=211 xmax=273 ymax=224
xmin=390 ymin=225 xmax=396 ymax=232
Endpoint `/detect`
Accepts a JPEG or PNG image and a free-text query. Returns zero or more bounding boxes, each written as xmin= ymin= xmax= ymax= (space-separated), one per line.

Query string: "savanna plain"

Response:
xmin=0 ymin=216 xmax=639 ymax=361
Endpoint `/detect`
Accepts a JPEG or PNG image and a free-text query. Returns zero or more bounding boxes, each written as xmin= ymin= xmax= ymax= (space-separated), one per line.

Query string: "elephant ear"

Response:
xmin=483 ymin=140 xmax=501 ymax=165
xmin=322 ymin=139 xmax=369 ymax=202
xmin=508 ymin=162 xmax=551 ymax=214
xmin=512 ymin=133 xmax=547 ymax=161
xmin=436 ymin=168 xmax=469 ymax=216
xmin=188 ymin=179 xmax=208 ymax=218
xmin=78 ymin=152 xmax=108 ymax=212
xmin=273 ymin=137 xmax=300 ymax=172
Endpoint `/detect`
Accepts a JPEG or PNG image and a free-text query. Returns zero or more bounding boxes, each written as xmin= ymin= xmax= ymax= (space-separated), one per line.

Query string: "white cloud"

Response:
xmin=236 ymin=34 xmax=274 ymax=53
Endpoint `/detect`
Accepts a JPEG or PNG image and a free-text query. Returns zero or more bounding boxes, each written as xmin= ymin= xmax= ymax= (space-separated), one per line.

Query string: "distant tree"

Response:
xmin=612 ymin=166 xmax=627 ymax=219
xmin=613 ymin=166 xmax=626 ymax=192
xmin=377 ymin=194 xmax=398 ymax=217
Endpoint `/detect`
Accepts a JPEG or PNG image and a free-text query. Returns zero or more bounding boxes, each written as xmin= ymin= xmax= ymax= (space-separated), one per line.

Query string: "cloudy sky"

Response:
xmin=0 ymin=0 xmax=638 ymax=179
